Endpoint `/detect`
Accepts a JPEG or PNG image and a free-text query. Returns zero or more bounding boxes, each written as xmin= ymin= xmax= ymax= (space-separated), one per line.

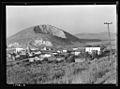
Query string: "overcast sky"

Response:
xmin=6 ymin=5 xmax=117 ymax=38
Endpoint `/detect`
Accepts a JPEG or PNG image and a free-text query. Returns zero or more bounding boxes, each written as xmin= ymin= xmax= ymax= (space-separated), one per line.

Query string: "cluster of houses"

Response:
xmin=33 ymin=39 xmax=53 ymax=46
xmin=7 ymin=44 xmax=103 ymax=63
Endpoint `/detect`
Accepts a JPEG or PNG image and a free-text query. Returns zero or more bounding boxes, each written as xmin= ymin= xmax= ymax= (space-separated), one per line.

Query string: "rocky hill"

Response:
xmin=7 ymin=24 xmax=101 ymax=48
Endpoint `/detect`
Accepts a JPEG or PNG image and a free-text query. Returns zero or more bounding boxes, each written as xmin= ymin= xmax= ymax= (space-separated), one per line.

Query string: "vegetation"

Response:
xmin=7 ymin=54 xmax=117 ymax=84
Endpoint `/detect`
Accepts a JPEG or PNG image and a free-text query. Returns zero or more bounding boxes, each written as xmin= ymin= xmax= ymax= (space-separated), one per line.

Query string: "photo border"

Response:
xmin=1 ymin=1 xmax=119 ymax=88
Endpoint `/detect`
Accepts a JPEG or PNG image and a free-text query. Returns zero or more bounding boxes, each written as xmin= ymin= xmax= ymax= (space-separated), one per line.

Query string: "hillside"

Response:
xmin=75 ymin=32 xmax=116 ymax=41
xmin=7 ymin=24 xmax=101 ymax=48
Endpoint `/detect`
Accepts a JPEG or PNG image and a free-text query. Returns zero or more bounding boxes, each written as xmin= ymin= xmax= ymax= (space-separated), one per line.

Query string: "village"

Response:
xmin=6 ymin=41 xmax=116 ymax=65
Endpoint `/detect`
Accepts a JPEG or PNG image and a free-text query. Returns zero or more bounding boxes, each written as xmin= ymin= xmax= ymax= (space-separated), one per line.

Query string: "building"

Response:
xmin=62 ymin=49 xmax=67 ymax=53
xmin=73 ymin=47 xmax=78 ymax=51
xmin=57 ymin=50 xmax=62 ymax=53
xmin=75 ymin=58 xmax=85 ymax=63
xmin=85 ymin=47 xmax=101 ymax=54
xmin=74 ymin=51 xmax=81 ymax=56
xmin=15 ymin=47 xmax=25 ymax=53
xmin=40 ymin=54 xmax=52 ymax=58
xmin=7 ymin=47 xmax=25 ymax=53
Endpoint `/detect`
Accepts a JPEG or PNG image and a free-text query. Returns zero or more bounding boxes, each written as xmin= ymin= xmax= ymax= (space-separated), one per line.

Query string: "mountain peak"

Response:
xmin=7 ymin=24 xmax=102 ymax=48
xmin=33 ymin=24 xmax=66 ymax=38
xmin=7 ymin=24 xmax=83 ymax=48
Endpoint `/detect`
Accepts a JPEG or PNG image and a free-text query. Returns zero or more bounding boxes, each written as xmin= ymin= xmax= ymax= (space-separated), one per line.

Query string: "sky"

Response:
xmin=6 ymin=5 xmax=117 ymax=38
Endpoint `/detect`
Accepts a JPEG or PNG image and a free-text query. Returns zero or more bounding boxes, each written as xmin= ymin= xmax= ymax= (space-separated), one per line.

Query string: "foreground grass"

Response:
xmin=7 ymin=55 xmax=117 ymax=84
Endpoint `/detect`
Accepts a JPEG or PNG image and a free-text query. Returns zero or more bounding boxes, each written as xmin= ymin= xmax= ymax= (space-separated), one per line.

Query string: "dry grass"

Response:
xmin=7 ymin=54 xmax=117 ymax=84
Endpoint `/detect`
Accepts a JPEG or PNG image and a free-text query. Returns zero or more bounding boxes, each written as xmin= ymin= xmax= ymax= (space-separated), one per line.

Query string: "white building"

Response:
xmin=74 ymin=51 xmax=81 ymax=56
xmin=40 ymin=54 xmax=52 ymax=58
xmin=62 ymin=50 xmax=67 ymax=53
xmin=75 ymin=58 xmax=85 ymax=63
xmin=30 ymin=48 xmax=38 ymax=51
xmin=52 ymin=52 xmax=58 ymax=55
xmin=34 ymin=39 xmax=53 ymax=46
xmin=34 ymin=51 xmax=41 ymax=55
xmin=85 ymin=47 xmax=101 ymax=54
xmin=29 ymin=58 xmax=34 ymax=62
xmin=15 ymin=47 xmax=25 ymax=53
xmin=57 ymin=50 xmax=61 ymax=53
xmin=73 ymin=48 xmax=78 ymax=51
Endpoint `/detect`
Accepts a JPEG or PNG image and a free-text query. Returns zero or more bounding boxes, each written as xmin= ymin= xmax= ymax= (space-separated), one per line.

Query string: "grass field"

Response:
xmin=7 ymin=54 xmax=117 ymax=84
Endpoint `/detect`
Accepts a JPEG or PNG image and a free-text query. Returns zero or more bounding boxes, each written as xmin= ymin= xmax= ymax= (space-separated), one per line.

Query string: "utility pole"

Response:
xmin=104 ymin=22 xmax=112 ymax=60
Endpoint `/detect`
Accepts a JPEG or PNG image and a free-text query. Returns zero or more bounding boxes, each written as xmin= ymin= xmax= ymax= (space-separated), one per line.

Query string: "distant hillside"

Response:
xmin=75 ymin=32 xmax=116 ymax=41
xmin=7 ymin=24 xmax=102 ymax=48
xmin=7 ymin=24 xmax=82 ymax=48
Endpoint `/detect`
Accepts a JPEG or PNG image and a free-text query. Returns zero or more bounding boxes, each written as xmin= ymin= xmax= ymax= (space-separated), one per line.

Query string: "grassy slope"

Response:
xmin=75 ymin=32 xmax=116 ymax=41
xmin=7 ymin=54 xmax=117 ymax=84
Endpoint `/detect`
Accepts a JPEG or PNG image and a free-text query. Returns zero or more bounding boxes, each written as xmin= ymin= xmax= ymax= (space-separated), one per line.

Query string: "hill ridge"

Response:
xmin=7 ymin=24 xmax=102 ymax=48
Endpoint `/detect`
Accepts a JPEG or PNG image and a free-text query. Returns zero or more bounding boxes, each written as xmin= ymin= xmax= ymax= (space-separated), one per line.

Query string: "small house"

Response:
xmin=29 ymin=58 xmax=34 ymax=62
xmin=85 ymin=47 xmax=101 ymax=54
xmin=74 ymin=51 xmax=81 ymax=56
xmin=57 ymin=50 xmax=61 ymax=53
xmin=75 ymin=58 xmax=85 ymax=63
xmin=15 ymin=47 xmax=25 ymax=53
xmin=40 ymin=54 xmax=52 ymax=58
xmin=62 ymin=49 xmax=67 ymax=53
xmin=73 ymin=47 xmax=78 ymax=51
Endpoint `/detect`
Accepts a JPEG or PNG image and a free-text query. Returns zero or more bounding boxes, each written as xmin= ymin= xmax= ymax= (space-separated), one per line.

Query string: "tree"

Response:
xmin=66 ymin=55 xmax=75 ymax=63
